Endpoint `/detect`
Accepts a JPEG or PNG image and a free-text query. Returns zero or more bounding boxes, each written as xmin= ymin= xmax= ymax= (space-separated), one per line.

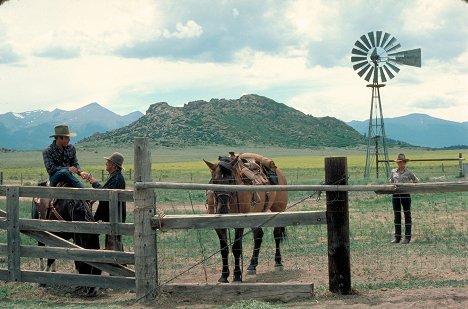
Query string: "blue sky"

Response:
xmin=1 ymin=0 xmax=467 ymax=122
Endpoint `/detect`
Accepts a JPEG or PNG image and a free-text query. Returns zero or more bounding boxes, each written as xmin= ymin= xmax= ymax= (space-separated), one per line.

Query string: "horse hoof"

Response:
xmin=218 ymin=278 xmax=229 ymax=283
xmin=84 ymin=287 xmax=99 ymax=297
xmin=275 ymin=265 xmax=284 ymax=272
xmin=246 ymin=269 xmax=256 ymax=275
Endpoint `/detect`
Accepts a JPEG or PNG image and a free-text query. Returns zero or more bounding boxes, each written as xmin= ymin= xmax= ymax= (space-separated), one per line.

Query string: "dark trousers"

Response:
xmin=392 ymin=194 xmax=412 ymax=240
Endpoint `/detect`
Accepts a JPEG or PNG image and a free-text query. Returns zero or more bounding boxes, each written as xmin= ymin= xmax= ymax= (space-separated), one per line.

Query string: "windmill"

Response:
xmin=351 ymin=31 xmax=421 ymax=178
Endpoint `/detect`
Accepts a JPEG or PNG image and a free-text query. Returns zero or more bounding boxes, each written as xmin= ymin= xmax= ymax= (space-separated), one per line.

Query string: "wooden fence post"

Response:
xmin=6 ymin=186 xmax=21 ymax=282
xmin=325 ymin=157 xmax=351 ymax=294
xmin=133 ymin=137 xmax=157 ymax=302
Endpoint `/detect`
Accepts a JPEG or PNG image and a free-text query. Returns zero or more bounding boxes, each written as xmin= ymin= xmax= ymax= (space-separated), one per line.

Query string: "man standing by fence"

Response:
xmin=43 ymin=124 xmax=84 ymax=188
xmin=390 ymin=153 xmax=419 ymax=244
xmin=80 ymin=152 xmax=126 ymax=251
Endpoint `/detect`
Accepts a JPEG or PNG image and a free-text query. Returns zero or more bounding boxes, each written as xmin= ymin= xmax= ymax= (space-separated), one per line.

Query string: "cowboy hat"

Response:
xmin=49 ymin=124 xmax=76 ymax=137
xmin=396 ymin=153 xmax=409 ymax=162
xmin=104 ymin=152 xmax=124 ymax=169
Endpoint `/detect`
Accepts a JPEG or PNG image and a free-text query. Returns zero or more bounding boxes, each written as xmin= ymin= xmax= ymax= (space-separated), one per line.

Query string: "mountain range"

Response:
xmin=0 ymin=103 xmax=143 ymax=150
xmin=347 ymin=114 xmax=468 ymax=148
xmin=1 ymin=95 xmax=466 ymax=151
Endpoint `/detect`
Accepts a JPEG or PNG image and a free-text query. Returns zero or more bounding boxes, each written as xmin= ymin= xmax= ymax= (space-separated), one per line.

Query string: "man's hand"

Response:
xmin=69 ymin=166 xmax=78 ymax=174
xmin=80 ymin=172 xmax=90 ymax=179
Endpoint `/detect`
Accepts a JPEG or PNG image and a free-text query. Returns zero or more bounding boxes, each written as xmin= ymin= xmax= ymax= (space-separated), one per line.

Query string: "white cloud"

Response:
xmin=0 ymin=0 xmax=466 ymax=124
xmin=162 ymin=20 xmax=203 ymax=39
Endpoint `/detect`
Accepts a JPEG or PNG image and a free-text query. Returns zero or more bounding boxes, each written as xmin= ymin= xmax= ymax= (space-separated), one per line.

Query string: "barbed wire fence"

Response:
xmin=0 ymin=159 xmax=466 ymax=292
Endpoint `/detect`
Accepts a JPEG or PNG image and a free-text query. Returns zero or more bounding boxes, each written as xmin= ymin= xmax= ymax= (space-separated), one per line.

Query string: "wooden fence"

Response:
xmin=1 ymin=137 xmax=468 ymax=303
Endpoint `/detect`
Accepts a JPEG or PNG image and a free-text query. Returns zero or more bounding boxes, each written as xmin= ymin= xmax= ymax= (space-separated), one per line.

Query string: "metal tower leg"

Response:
xmin=364 ymin=83 xmax=390 ymax=179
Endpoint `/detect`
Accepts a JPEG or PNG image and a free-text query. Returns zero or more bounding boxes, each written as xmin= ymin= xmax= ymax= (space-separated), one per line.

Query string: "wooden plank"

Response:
xmin=18 ymin=245 xmax=135 ymax=264
xmin=325 ymin=157 xmax=351 ymax=295
xmin=133 ymin=137 xmax=157 ymax=302
xmin=160 ymin=283 xmax=313 ymax=302
xmin=134 ymin=181 xmax=468 ymax=193
xmin=15 ymin=186 xmax=134 ymax=201
xmin=152 ymin=211 xmax=327 ymax=230
xmin=16 ymin=218 xmax=134 ymax=235
xmin=0 ymin=269 xmax=135 ymax=290
xmin=6 ymin=186 xmax=21 ymax=282
xmin=21 ymin=230 xmax=135 ymax=277
xmin=109 ymin=190 xmax=121 ymax=251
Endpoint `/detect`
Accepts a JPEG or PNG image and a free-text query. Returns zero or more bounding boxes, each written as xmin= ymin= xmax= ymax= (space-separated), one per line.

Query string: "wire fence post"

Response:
xmin=459 ymin=153 xmax=463 ymax=178
xmin=325 ymin=157 xmax=351 ymax=294
xmin=133 ymin=137 xmax=157 ymax=302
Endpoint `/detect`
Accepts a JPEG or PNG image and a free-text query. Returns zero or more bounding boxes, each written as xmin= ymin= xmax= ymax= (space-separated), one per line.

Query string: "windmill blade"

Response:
xmin=386 ymin=43 xmax=401 ymax=53
xmin=351 ymin=56 xmax=367 ymax=63
xmin=376 ymin=31 xmax=383 ymax=47
xmin=360 ymin=34 xmax=372 ymax=50
xmin=353 ymin=60 xmax=368 ymax=71
xmin=368 ymin=31 xmax=376 ymax=47
xmin=379 ymin=67 xmax=387 ymax=83
xmin=386 ymin=61 xmax=400 ymax=74
xmin=383 ymin=65 xmax=395 ymax=80
xmin=389 ymin=48 xmax=421 ymax=67
xmin=380 ymin=32 xmax=390 ymax=47
xmin=383 ymin=36 xmax=397 ymax=50
xmin=357 ymin=63 xmax=372 ymax=77
xmin=364 ymin=66 xmax=374 ymax=82
xmin=354 ymin=40 xmax=369 ymax=52
xmin=351 ymin=48 xmax=367 ymax=56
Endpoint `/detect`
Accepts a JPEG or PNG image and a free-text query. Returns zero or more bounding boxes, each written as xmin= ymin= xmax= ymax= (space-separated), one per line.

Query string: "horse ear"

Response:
xmin=203 ymin=159 xmax=215 ymax=170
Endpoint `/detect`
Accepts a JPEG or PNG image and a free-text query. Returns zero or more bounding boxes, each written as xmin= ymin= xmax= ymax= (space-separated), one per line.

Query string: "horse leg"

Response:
xmin=232 ymin=228 xmax=244 ymax=282
xmin=46 ymin=259 xmax=56 ymax=272
xmin=247 ymin=227 xmax=264 ymax=275
xmin=273 ymin=226 xmax=286 ymax=271
xmin=216 ymin=228 xmax=230 ymax=283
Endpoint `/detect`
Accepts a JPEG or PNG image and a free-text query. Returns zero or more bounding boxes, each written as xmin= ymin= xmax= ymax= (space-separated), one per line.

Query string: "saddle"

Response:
xmin=236 ymin=153 xmax=279 ymax=185
xmin=33 ymin=181 xmax=93 ymax=221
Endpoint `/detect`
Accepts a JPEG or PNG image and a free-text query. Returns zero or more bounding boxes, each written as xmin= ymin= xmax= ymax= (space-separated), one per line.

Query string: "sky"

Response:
xmin=0 ymin=0 xmax=467 ymax=122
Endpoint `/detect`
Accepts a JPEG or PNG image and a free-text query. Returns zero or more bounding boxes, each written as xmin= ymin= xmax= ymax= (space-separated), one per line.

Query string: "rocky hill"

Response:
xmin=79 ymin=94 xmax=366 ymax=148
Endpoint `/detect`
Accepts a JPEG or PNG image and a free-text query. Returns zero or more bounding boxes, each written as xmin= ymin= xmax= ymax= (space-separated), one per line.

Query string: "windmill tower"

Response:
xmin=351 ymin=31 xmax=421 ymax=178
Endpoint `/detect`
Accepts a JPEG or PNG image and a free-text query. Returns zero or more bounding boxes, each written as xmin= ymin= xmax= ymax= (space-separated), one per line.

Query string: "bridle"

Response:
xmin=210 ymin=161 xmax=238 ymax=214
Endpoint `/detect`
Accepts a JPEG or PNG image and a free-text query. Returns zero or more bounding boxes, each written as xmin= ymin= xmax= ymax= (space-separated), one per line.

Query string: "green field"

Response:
xmin=0 ymin=146 xmax=466 ymax=307
xmin=0 ymin=145 xmax=465 ymax=186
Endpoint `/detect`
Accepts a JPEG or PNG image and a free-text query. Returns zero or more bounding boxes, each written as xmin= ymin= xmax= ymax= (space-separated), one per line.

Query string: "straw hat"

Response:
xmin=49 ymin=124 xmax=76 ymax=137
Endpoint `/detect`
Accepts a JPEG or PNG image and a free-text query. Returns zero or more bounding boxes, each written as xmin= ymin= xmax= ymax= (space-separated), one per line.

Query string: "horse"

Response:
xmin=204 ymin=153 xmax=288 ymax=283
xmin=32 ymin=181 xmax=101 ymax=296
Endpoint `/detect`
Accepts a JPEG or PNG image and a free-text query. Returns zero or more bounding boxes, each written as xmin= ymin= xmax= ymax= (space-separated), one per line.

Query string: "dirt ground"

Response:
xmin=1 ymin=283 xmax=467 ymax=308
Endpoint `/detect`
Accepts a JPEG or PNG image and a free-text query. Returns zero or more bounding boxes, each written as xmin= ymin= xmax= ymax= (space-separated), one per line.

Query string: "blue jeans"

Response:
xmin=50 ymin=168 xmax=84 ymax=188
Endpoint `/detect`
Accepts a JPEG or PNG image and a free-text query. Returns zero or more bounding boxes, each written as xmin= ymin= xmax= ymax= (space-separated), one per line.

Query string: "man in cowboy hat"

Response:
xmin=43 ymin=124 xmax=84 ymax=188
xmin=389 ymin=153 xmax=419 ymax=244
xmin=80 ymin=152 xmax=126 ymax=251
